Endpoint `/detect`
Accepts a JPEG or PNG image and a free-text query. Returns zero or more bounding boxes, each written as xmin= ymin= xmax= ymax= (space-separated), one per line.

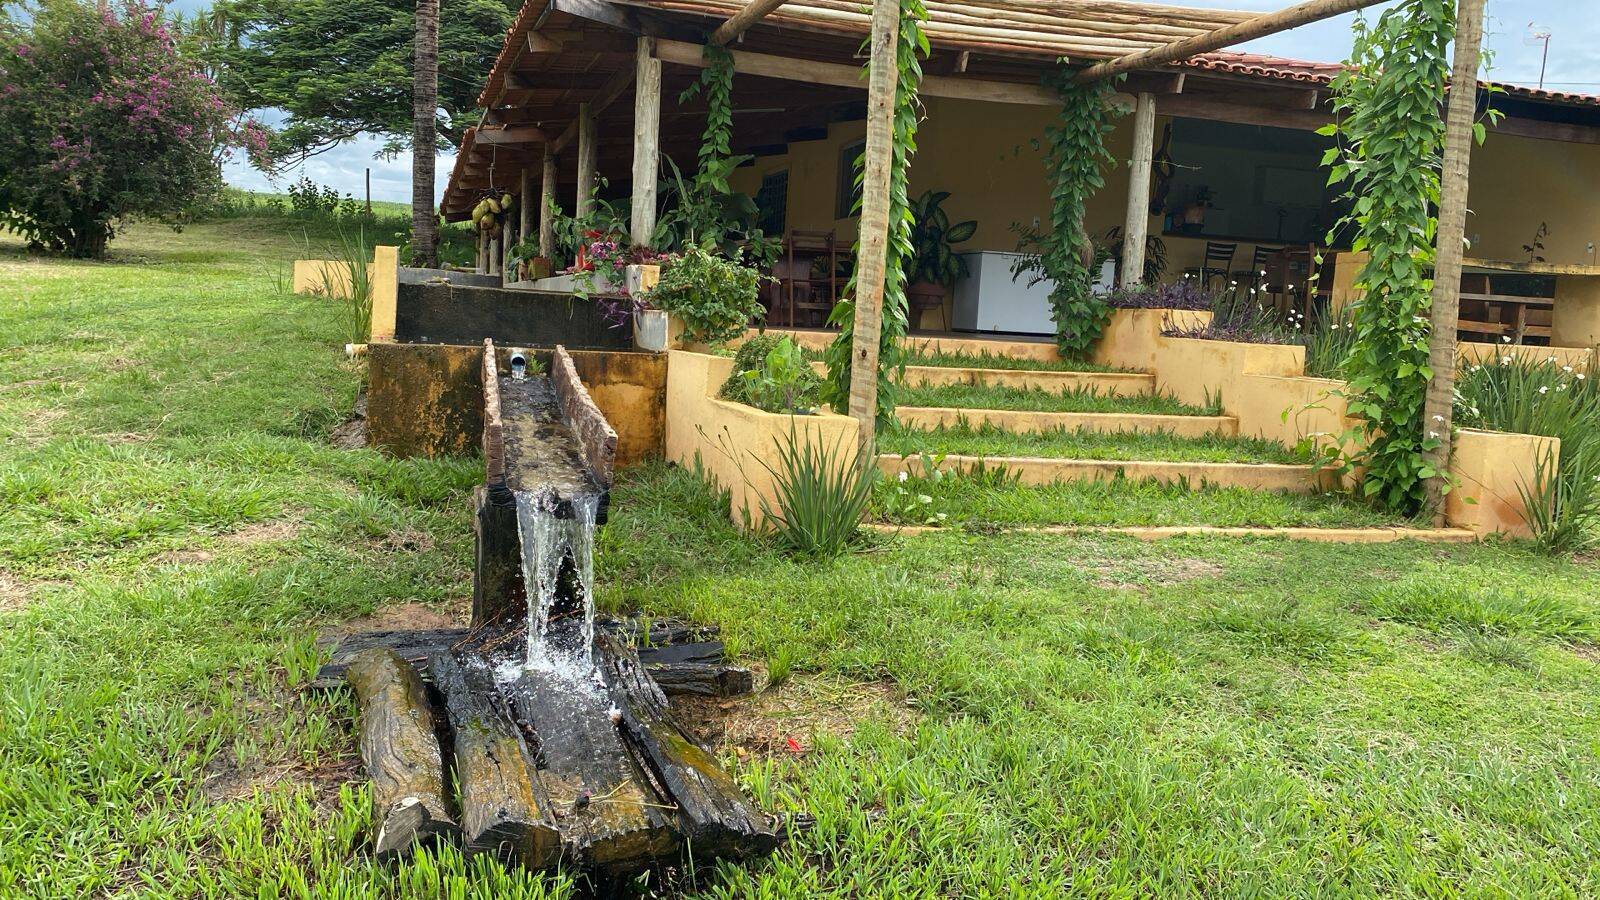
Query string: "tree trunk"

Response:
xmin=1422 ymin=0 xmax=1487 ymax=520
xmin=845 ymin=0 xmax=901 ymax=456
xmin=410 ymin=0 xmax=440 ymax=268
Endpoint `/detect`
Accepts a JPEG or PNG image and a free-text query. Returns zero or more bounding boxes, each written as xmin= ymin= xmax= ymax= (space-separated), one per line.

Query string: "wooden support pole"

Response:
xmin=1121 ymin=92 xmax=1156 ymax=289
xmin=539 ymin=152 xmax=557 ymax=258
xmin=1076 ymin=0 xmax=1386 ymax=83
xmin=576 ymin=101 xmax=597 ymax=219
xmin=1423 ymin=0 xmax=1487 ymax=519
xmin=519 ymin=165 xmax=535 ymax=250
xmin=710 ymin=0 xmax=788 ymax=45
xmin=630 ymin=36 xmax=662 ymax=248
xmin=846 ymin=0 xmax=900 ymax=453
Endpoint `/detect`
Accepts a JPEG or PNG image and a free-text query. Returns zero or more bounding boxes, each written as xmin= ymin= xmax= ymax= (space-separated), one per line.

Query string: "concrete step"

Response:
xmin=878 ymin=453 xmax=1336 ymax=494
xmin=898 ymin=406 xmax=1238 ymax=438
xmin=900 ymin=365 xmax=1155 ymax=396
xmin=757 ymin=328 xmax=1061 ymax=363
xmin=865 ymin=523 xmax=1477 ymax=544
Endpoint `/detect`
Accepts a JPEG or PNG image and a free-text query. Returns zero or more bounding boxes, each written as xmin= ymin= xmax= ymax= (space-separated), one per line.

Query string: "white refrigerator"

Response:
xmin=952 ymin=251 xmax=1116 ymax=335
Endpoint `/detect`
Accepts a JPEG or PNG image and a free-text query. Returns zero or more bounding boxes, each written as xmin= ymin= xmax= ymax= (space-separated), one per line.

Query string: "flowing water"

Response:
xmin=513 ymin=488 xmax=602 ymax=682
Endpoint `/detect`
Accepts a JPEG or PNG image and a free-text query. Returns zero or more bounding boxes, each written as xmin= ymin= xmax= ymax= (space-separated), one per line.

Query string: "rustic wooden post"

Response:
xmin=519 ymin=165 xmax=535 ymax=249
xmin=539 ymin=152 xmax=557 ymax=258
xmin=1121 ymin=92 xmax=1156 ymax=289
xmin=631 ymin=36 xmax=662 ymax=248
xmin=576 ymin=102 xmax=597 ymax=219
xmin=1422 ymin=0 xmax=1487 ymax=519
xmin=845 ymin=0 xmax=900 ymax=454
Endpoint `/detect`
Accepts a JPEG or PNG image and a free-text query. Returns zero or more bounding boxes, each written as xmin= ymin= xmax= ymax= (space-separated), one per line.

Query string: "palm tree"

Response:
xmin=410 ymin=0 xmax=440 ymax=267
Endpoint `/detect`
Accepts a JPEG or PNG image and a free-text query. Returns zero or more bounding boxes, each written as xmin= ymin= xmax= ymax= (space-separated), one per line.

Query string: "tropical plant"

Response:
xmin=735 ymin=337 xmax=822 ymax=414
xmin=1011 ymin=72 xmax=1122 ymax=359
xmin=907 ymin=190 xmax=977 ymax=287
xmin=0 ymin=0 xmax=258 ymax=257
xmin=756 ymin=425 xmax=878 ymax=557
xmin=1456 ymin=354 xmax=1600 ymax=551
xmin=821 ymin=0 xmax=928 ymax=423
xmin=642 ymin=245 xmax=767 ymax=345
xmin=1098 ymin=225 xmax=1167 ymax=286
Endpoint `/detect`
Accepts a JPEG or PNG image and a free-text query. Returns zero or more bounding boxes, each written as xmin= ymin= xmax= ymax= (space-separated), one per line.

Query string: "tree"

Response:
xmin=210 ymin=0 xmax=514 ymax=165
xmin=410 ymin=0 xmax=439 ymax=267
xmin=0 ymin=0 xmax=257 ymax=257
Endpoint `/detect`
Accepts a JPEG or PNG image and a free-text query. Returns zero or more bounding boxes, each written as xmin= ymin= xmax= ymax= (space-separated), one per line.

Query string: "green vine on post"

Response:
xmin=680 ymin=45 xmax=736 ymax=192
xmin=822 ymin=0 xmax=929 ymax=424
xmin=1324 ymin=0 xmax=1455 ymax=512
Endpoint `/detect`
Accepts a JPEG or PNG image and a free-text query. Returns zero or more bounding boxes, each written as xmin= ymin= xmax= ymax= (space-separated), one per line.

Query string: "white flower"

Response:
xmin=1230 ymin=280 xmax=1238 ymax=287
xmin=1578 ymin=373 xmax=1587 ymax=381
xmin=1501 ymin=356 xmax=1512 ymax=365
xmin=1547 ymin=356 xmax=1558 ymax=363
xmin=1563 ymin=366 xmax=1574 ymax=374
xmin=1260 ymin=269 xmax=1268 ymax=276
xmin=1432 ymin=415 xmax=1444 ymax=422
xmin=897 ymin=471 xmax=909 ymax=482
xmin=1429 ymin=430 xmax=1440 ymax=439
xmin=1539 ymin=386 xmax=1550 ymax=394
xmin=1558 ymin=384 xmax=1568 ymax=391
xmin=1502 ymin=336 xmax=1512 ymax=344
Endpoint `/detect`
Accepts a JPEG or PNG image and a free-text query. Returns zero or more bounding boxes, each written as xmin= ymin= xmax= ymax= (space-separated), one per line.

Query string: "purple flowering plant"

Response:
xmin=0 ymin=0 xmax=269 ymax=257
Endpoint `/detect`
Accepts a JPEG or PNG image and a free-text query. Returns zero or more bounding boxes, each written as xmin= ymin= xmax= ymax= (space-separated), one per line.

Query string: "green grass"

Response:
xmin=6 ymin=216 xmax=1600 ymax=896
xmin=896 ymin=382 xmax=1219 ymax=415
xmin=906 ymin=347 xmax=1128 ymax=373
xmin=879 ymin=420 xmax=1312 ymax=465
xmin=872 ymin=470 xmax=1409 ymax=529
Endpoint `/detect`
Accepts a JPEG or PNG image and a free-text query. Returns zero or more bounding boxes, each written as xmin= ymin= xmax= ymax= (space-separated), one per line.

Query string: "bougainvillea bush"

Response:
xmin=0 ymin=0 xmax=262 ymax=257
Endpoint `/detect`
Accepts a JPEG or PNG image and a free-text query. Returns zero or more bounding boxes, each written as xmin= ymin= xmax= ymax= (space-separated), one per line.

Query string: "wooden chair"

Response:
xmin=775 ymin=229 xmax=841 ymax=328
xmin=1233 ymin=245 xmax=1280 ymax=291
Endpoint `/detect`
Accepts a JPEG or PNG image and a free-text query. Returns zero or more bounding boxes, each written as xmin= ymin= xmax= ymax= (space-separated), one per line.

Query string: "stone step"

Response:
xmin=897 ymin=406 xmax=1238 ymax=438
xmin=864 ymin=523 xmax=1477 ymax=544
xmin=878 ymin=453 xmax=1336 ymax=494
xmin=757 ymin=328 xmax=1061 ymax=364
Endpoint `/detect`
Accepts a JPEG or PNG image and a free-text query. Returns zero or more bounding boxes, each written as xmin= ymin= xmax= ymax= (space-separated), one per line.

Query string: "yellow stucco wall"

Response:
xmin=733 ymin=101 xmax=1600 ymax=283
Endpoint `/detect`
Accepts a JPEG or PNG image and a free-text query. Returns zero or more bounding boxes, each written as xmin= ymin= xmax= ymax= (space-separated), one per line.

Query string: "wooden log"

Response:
xmin=642 ymin=662 xmax=755 ymax=698
xmin=473 ymin=483 xmax=525 ymax=629
xmin=575 ymin=102 xmax=597 ymax=219
xmin=629 ymin=37 xmax=662 ymax=248
xmin=1075 ymin=0 xmax=1388 ymax=83
xmin=635 ymin=641 xmax=725 ymax=666
xmin=710 ymin=0 xmax=789 ymax=44
xmin=346 ymin=649 xmax=458 ymax=859
xmin=503 ymin=622 xmax=680 ymax=869
xmin=430 ymin=653 xmax=562 ymax=867
xmin=600 ymin=616 xmax=720 ymax=647
xmin=597 ymin=632 xmax=777 ymax=859
xmin=1120 ymin=92 xmax=1155 ymax=289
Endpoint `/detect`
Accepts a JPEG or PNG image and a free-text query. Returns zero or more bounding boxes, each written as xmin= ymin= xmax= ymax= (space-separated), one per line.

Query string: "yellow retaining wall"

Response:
xmin=898 ymin=406 xmax=1236 ymax=438
xmin=1458 ymin=342 xmax=1594 ymax=372
xmin=292 ymin=259 xmax=368 ymax=298
xmin=666 ymin=351 xmax=857 ymax=530
xmin=1447 ymin=429 xmax=1559 ymax=539
xmin=880 ymin=453 xmax=1334 ymax=493
xmin=1093 ymin=308 xmax=1211 ymax=372
xmin=1151 ymin=334 xmax=1305 ymax=409
xmin=293 ymin=246 xmax=399 ymax=345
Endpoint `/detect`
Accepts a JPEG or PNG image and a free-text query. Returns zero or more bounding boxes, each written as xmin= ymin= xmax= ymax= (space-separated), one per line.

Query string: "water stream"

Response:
xmin=513 ymin=488 xmax=601 ymax=681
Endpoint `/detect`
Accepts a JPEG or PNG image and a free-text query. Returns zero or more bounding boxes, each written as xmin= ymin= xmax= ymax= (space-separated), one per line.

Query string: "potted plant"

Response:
xmin=907 ymin=190 xmax=978 ymax=317
xmin=638 ymin=245 xmax=769 ymax=350
xmin=507 ymin=239 xmax=553 ymax=282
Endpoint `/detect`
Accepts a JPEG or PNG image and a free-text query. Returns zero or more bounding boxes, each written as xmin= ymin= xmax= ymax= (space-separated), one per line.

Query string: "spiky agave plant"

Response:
xmin=756 ymin=426 xmax=878 ymax=557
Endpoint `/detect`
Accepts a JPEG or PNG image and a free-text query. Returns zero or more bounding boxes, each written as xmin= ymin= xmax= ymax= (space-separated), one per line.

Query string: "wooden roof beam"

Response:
xmin=1075 ymin=0 xmax=1386 ymax=83
xmin=710 ymin=0 xmax=787 ymax=46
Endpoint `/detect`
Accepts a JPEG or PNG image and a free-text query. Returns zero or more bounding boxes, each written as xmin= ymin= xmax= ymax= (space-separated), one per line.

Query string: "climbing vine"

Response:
xmin=1027 ymin=71 xmax=1122 ymax=359
xmin=680 ymin=44 xmax=736 ymax=192
xmin=822 ymin=0 xmax=929 ymax=424
xmin=1324 ymin=0 xmax=1456 ymax=512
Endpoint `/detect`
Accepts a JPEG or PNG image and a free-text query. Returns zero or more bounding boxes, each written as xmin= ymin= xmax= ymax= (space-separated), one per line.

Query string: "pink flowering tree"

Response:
xmin=0 ymin=0 xmax=266 ymax=257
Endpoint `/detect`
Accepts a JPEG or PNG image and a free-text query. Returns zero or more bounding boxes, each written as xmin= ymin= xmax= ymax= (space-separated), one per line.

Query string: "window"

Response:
xmin=756 ymin=170 xmax=788 ymax=235
xmin=835 ymin=139 xmax=865 ymax=220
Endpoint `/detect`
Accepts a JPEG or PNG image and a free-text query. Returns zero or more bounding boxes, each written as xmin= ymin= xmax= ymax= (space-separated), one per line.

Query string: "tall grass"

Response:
xmin=318 ymin=228 xmax=375 ymax=346
xmin=1303 ymin=306 xmax=1358 ymax=379
xmin=756 ymin=427 xmax=878 ymax=557
xmin=1456 ymin=355 xmax=1600 ymax=551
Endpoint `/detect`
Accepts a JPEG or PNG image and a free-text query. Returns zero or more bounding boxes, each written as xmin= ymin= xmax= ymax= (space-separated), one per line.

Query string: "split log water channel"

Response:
xmin=321 ymin=341 xmax=774 ymax=875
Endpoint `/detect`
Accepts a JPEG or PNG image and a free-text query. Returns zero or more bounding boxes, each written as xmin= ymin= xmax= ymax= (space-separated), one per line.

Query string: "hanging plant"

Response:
xmin=822 ymin=0 xmax=929 ymax=425
xmin=1037 ymin=71 xmax=1120 ymax=359
xmin=679 ymin=44 xmax=737 ymax=193
xmin=1323 ymin=0 xmax=1458 ymax=512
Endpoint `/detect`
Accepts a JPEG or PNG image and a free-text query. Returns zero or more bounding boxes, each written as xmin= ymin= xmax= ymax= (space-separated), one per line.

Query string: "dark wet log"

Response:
xmin=430 ymin=653 xmax=562 ymax=868
xmin=643 ymin=663 xmax=756 ymax=698
xmin=599 ymin=616 xmax=720 ymax=647
xmin=597 ymin=632 xmax=777 ymax=860
xmin=473 ymin=484 xmax=525 ymax=629
xmin=503 ymin=624 xmax=680 ymax=870
xmin=635 ymin=641 xmax=725 ymax=666
xmin=314 ymin=628 xmax=469 ymax=688
xmin=346 ymin=649 xmax=458 ymax=859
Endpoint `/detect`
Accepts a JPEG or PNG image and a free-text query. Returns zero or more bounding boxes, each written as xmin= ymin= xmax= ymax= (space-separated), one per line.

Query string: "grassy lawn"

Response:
xmin=896 ymin=382 xmax=1218 ymax=415
xmin=5 ymin=218 xmax=1600 ymax=896
xmin=880 ymin=420 xmax=1312 ymax=464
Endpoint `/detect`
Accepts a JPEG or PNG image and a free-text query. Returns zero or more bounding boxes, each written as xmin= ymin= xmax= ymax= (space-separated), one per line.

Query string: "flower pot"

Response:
xmin=634 ymin=309 xmax=670 ymax=352
xmin=518 ymin=256 xmax=552 ymax=281
xmin=907 ymin=280 xmax=947 ymax=330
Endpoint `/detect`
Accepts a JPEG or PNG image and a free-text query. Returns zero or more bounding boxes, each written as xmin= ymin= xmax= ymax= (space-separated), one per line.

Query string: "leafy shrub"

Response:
xmin=907 ymin=190 xmax=978 ymax=287
xmin=1455 ymin=354 xmax=1600 ymax=552
xmin=0 ymin=0 xmax=261 ymax=257
xmin=1302 ymin=306 xmax=1358 ymax=379
xmin=643 ymin=245 xmax=767 ymax=345
xmin=719 ymin=336 xmax=821 ymax=414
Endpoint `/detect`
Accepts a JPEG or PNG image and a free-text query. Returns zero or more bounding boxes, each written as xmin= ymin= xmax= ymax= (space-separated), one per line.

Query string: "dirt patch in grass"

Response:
xmin=335 ymin=600 xmax=467 ymax=634
xmin=330 ymin=391 xmax=367 ymax=450
xmin=369 ymin=527 xmax=436 ymax=554
xmin=0 ymin=571 xmax=35 ymax=614
xmin=1094 ymin=557 xmax=1223 ymax=592
xmin=673 ymin=675 xmax=918 ymax=759
xmin=152 ymin=521 xmax=305 ymax=567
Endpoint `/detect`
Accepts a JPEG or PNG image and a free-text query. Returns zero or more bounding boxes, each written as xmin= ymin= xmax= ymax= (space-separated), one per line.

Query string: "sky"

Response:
xmin=211 ymin=0 xmax=1600 ymax=205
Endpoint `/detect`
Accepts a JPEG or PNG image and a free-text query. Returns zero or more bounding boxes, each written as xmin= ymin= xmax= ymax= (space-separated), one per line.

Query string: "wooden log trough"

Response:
xmin=321 ymin=341 xmax=773 ymax=876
